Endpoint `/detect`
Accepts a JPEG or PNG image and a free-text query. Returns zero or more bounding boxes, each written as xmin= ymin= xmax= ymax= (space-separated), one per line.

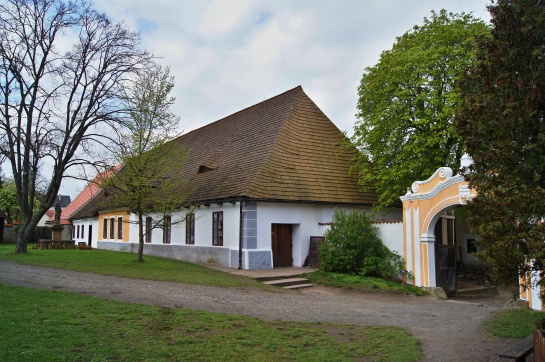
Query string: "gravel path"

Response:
xmin=0 ymin=261 xmax=516 ymax=361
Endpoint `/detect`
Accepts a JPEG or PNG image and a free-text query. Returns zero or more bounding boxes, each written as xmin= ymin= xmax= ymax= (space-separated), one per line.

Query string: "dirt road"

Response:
xmin=0 ymin=261 xmax=516 ymax=361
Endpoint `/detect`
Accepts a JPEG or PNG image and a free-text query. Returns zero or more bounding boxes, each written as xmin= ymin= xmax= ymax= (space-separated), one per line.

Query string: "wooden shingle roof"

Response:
xmin=72 ymin=86 xmax=377 ymax=218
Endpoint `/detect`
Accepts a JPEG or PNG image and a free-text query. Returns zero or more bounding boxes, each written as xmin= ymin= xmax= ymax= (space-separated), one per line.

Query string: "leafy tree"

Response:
xmin=352 ymin=10 xmax=489 ymax=209
xmin=457 ymin=0 xmax=545 ymax=292
xmin=0 ymin=178 xmax=39 ymax=223
xmin=319 ymin=209 xmax=402 ymax=278
xmin=0 ymin=0 xmax=151 ymax=253
xmin=99 ymin=65 xmax=187 ymax=262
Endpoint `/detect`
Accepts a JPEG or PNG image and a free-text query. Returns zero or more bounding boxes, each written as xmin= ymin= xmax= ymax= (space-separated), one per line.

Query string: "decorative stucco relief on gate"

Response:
xmin=400 ymin=155 xmax=477 ymax=288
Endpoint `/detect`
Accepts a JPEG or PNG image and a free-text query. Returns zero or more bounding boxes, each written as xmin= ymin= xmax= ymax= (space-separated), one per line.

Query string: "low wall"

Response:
xmin=98 ymin=241 xmax=231 ymax=267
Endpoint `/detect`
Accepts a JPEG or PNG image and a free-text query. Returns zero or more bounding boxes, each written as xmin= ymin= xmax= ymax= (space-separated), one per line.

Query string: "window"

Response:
xmin=145 ymin=216 xmax=152 ymax=243
xmin=73 ymin=225 xmax=75 ymax=238
xmin=212 ymin=211 xmax=223 ymax=246
xmin=467 ymin=238 xmax=477 ymax=254
xmin=117 ymin=216 xmax=123 ymax=239
xmin=163 ymin=215 xmax=171 ymax=244
xmin=81 ymin=224 xmax=84 ymax=239
xmin=186 ymin=213 xmax=195 ymax=244
xmin=103 ymin=219 xmax=108 ymax=239
xmin=76 ymin=225 xmax=80 ymax=238
xmin=109 ymin=218 xmax=115 ymax=239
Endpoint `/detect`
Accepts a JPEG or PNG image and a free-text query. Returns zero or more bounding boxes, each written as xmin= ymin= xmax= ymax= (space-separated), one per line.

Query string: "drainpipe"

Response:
xmin=238 ymin=200 xmax=243 ymax=270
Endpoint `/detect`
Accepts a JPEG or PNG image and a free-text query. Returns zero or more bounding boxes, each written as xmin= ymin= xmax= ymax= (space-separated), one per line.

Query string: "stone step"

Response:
xmin=262 ymin=277 xmax=310 ymax=287
xmin=254 ymin=274 xmax=304 ymax=282
xmin=283 ymin=283 xmax=315 ymax=290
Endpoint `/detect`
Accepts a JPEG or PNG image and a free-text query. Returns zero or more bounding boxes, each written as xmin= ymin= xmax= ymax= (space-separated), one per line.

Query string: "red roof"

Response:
xmin=44 ymin=209 xmax=55 ymax=220
xmin=48 ymin=168 xmax=120 ymax=224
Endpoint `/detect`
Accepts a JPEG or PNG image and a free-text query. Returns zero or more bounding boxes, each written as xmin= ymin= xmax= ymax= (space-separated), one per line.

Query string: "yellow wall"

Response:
xmin=98 ymin=211 xmax=130 ymax=242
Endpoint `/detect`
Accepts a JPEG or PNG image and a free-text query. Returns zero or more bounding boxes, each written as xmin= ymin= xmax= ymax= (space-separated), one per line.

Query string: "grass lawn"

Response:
xmin=0 ymin=244 xmax=268 ymax=289
xmin=484 ymin=308 xmax=545 ymax=339
xmin=0 ymin=284 xmax=423 ymax=361
xmin=303 ymin=270 xmax=429 ymax=296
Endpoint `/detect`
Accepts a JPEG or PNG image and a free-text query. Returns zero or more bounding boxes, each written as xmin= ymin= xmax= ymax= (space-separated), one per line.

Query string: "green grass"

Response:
xmin=484 ymin=308 xmax=545 ymax=339
xmin=0 ymin=244 xmax=269 ymax=289
xmin=303 ymin=270 xmax=429 ymax=296
xmin=0 ymin=284 xmax=423 ymax=361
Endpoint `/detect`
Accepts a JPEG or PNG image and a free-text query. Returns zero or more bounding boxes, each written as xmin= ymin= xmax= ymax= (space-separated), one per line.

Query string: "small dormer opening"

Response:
xmin=198 ymin=165 xmax=214 ymax=173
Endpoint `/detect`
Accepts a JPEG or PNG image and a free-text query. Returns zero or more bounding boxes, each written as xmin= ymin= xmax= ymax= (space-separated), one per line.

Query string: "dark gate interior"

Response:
xmin=88 ymin=225 xmax=92 ymax=246
xmin=435 ymin=215 xmax=457 ymax=296
xmin=271 ymin=224 xmax=292 ymax=267
xmin=436 ymin=245 xmax=457 ymax=296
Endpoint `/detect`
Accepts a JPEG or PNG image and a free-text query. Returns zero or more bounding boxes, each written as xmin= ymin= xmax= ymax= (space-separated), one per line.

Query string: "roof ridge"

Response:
xmin=181 ymin=85 xmax=302 ymax=139
xmin=245 ymin=87 xmax=305 ymax=195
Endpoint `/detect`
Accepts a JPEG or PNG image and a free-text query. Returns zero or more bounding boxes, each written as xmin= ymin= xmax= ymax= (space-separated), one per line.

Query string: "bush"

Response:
xmin=319 ymin=209 xmax=403 ymax=278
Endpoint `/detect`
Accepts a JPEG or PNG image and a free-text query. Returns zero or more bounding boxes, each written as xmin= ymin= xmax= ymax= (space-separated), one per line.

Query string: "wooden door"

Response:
xmin=271 ymin=224 xmax=292 ymax=267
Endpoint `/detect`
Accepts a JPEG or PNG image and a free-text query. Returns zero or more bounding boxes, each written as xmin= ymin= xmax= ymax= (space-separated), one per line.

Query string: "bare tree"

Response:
xmin=99 ymin=64 xmax=189 ymax=262
xmin=0 ymin=0 xmax=152 ymax=253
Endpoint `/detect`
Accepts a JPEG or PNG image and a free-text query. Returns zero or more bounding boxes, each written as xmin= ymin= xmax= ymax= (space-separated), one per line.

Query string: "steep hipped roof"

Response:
xmin=72 ymin=86 xmax=377 ymax=218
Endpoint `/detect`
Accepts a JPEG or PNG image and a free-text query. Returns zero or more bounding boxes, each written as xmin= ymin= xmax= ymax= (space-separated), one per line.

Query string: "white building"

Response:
xmin=71 ymin=86 xmax=402 ymax=269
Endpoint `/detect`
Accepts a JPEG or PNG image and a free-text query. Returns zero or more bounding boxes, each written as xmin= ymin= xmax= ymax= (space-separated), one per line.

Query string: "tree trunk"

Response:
xmin=137 ymin=211 xmax=144 ymax=262
xmin=14 ymin=213 xmax=35 ymax=253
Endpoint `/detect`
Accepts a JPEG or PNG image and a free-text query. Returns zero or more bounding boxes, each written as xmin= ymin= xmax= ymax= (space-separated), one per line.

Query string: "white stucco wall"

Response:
xmin=123 ymin=204 xmax=240 ymax=249
xmin=376 ymin=221 xmax=404 ymax=257
xmin=72 ymin=217 xmax=99 ymax=248
xmin=255 ymin=203 xmax=401 ymax=267
xmin=87 ymin=201 xmax=402 ymax=270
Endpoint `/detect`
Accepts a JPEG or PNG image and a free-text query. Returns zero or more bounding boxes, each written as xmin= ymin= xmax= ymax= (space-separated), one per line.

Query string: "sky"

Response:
xmin=59 ymin=0 xmax=492 ymax=197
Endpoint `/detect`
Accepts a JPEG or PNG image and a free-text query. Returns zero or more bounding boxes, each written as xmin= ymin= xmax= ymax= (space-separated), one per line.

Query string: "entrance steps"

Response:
xmin=261 ymin=277 xmax=315 ymax=290
xmin=205 ymin=266 xmax=318 ymax=290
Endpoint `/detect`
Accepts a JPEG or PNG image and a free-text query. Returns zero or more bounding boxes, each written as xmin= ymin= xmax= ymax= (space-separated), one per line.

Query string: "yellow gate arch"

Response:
xmin=400 ymin=157 xmax=476 ymax=288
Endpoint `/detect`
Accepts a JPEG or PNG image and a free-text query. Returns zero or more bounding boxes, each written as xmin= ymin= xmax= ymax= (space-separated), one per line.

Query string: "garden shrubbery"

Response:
xmin=319 ymin=209 xmax=403 ymax=279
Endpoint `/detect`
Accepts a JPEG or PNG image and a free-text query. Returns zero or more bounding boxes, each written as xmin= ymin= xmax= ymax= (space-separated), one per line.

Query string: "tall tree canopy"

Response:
xmin=0 ymin=0 xmax=151 ymax=252
xmin=352 ymin=10 xmax=489 ymax=209
xmin=457 ymin=0 xmax=545 ymax=291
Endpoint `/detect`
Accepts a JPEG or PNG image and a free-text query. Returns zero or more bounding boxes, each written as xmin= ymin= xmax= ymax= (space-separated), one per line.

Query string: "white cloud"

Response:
xmin=57 ymin=0 xmax=491 ymax=197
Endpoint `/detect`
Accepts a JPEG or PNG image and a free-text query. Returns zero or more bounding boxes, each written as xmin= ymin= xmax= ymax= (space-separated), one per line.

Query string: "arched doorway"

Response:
xmin=400 ymin=164 xmax=476 ymax=294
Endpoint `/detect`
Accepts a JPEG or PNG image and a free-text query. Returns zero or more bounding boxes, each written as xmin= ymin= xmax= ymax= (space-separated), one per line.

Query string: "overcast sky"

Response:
xmin=59 ymin=0 xmax=492 ymax=197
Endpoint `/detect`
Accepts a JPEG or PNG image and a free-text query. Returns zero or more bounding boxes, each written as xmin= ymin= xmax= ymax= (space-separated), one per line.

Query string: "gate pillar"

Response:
xmin=400 ymin=163 xmax=476 ymax=288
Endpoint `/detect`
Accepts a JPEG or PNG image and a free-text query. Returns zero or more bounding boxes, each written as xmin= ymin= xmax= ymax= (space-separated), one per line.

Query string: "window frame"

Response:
xmin=145 ymin=216 xmax=152 ymax=243
xmin=185 ymin=213 xmax=195 ymax=245
xmin=212 ymin=211 xmax=223 ymax=246
xmin=117 ymin=216 xmax=123 ymax=240
xmin=109 ymin=217 xmax=115 ymax=239
xmin=163 ymin=215 xmax=171 ymax=244
xmin=103 ymin=218 xmax=108 ymax=239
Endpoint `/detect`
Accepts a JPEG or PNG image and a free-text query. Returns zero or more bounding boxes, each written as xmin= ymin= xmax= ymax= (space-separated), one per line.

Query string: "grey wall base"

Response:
xmin=229 ymin=249 xmax=272 ymax=270
xmin=98 ymin=241 xmax=274 ymax=270
xmin=247 ymin=250 xmax=272 ymax=270
xmin=98 ymin=241 xmax=230 ymax=267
